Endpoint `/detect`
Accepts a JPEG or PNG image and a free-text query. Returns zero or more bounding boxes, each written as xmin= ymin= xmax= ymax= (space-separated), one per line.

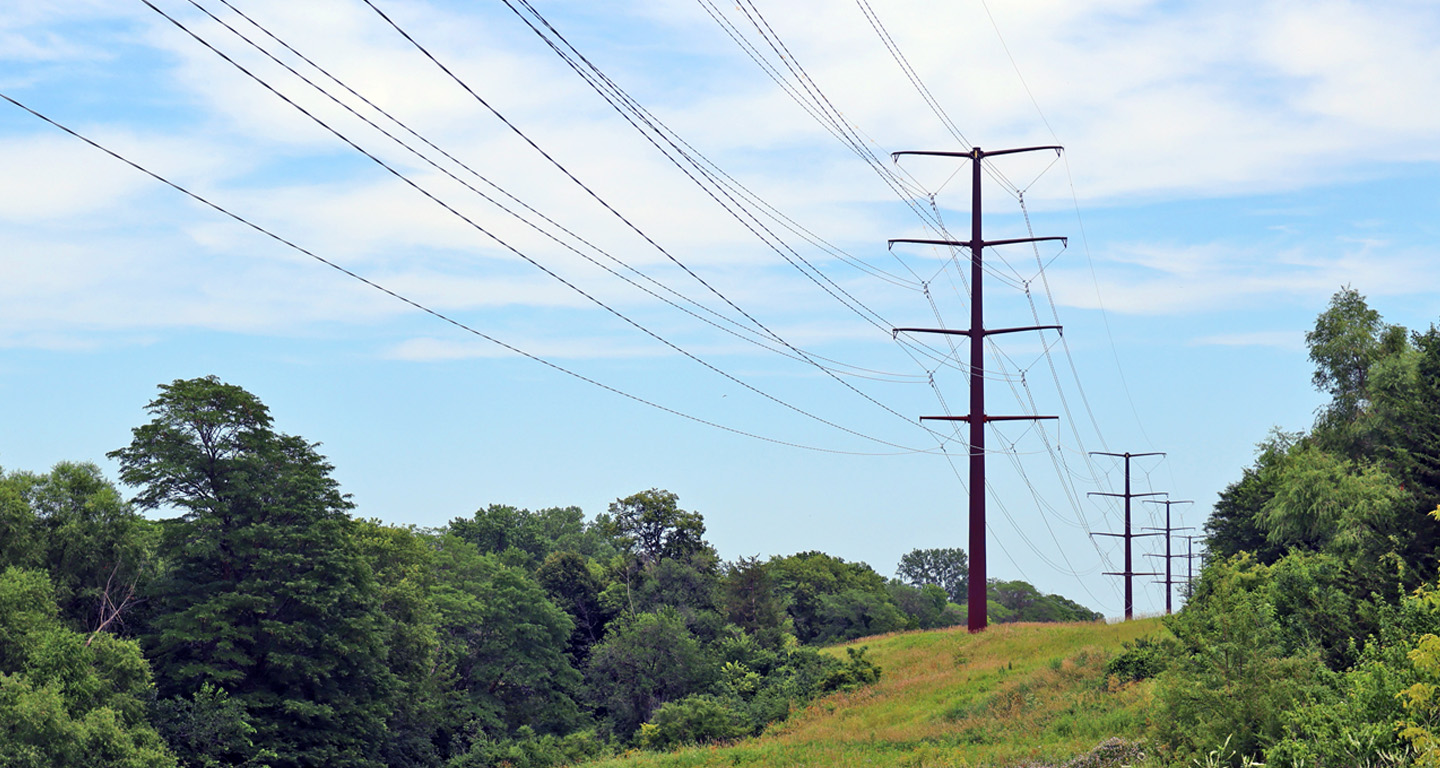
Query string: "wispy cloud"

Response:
xmin=1190 ymin=330 xmax=1303 ymax=350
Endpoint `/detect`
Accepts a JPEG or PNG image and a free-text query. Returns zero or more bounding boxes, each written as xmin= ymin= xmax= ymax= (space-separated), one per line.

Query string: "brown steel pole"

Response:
xmin=1090 ymin=451 xmax=1164 ymax=620
xmin=890 ymin=144 xmax=1064 ymax=633
xmin=967 ymin=148 xmax=986 ymax=631
xmin=1143 ymin=499 xmax=1194 ymax=615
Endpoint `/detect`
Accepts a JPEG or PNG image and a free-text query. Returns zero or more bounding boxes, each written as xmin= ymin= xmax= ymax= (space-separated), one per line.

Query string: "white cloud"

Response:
xmin=1190 ymin=330 xmax=1304 ymax=350
xmin=6 ymin=0 xmax=1440 ymax=350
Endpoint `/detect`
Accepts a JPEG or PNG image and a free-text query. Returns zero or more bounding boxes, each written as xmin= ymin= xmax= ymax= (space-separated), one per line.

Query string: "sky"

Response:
xmin=5 ymin=0 xmax=1440 ymax=619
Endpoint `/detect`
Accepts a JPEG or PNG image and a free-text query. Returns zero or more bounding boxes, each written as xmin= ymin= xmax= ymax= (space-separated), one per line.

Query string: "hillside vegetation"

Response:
xmin=583 ymin=618 xmax=1162 ymax=768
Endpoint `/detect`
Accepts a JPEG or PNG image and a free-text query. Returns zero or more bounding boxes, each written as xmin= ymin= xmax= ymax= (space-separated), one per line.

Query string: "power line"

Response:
xmin=185 ymin=0 xmax=930 ymax=389
xmin=0 ymin=91 xmax=926 ymax=458
xmin=357 ymin=0 xmax=957 ymax=444
xmin=134 ymin=1 xmax=931 ymax=453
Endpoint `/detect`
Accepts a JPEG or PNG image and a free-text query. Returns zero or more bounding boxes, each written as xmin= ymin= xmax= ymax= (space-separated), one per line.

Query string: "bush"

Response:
xmin=1104 ymin=637 xmax=1170 ymax=683
xmin=818 ymin=646 xmax=882 ymax=693
xmin=637 ymin=695 xmax=747 ymax=751
xmin=445 ymin=727 xmax=609 ymax=768
xmin=1151 ymin=556 xmax=1332 ymax=766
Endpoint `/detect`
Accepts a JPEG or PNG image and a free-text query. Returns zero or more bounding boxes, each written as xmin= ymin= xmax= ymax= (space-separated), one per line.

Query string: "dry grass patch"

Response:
xmin=581 ymin=618 xmax=1164 ymax=768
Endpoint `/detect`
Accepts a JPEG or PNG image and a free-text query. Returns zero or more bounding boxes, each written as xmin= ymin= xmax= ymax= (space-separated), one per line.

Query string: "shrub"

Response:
xmin=637 ymin=695 xmax=747 ymax=751
xmin=1104 ymin=637 xmax=1170 ymax=683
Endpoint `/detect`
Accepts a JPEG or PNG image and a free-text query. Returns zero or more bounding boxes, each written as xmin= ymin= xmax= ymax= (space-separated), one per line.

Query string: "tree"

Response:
xmin=584 ymin=608 xmax=711 ymax=739
xmin=603 ymin=489 xmax=709 ymax=566
xmin=721 ymin=557 xmax=787 ymax=646
xmin=811 ymin=589 xmax=908 ymax=643
xmin=0 ymin=463 xmax=157 ymax=634
xmin=0 ymin=567 xmax=178 ymax=767
xmin=895 ymin=548 xmax=968 ymax=603
xmin=1153 ymin=556 xmax=1331 ymax=765
xmin=352 ymin=521 xmax=445 ymax=768
xmin=1205 ymin=429 xmax=1297 ymax=564
xmin=428 ymin=536 xmax=582 ymax=743
xmin=886 ymin=581 xmax=962 ymax=630
xmin=767 ymin=552 xmax=899 ymax=645
xmin=536 ymin=551 xmax=609 ymax=665
xmin=1307 ymin=286 xmax=1387 ymax=429
xmin=109 ymin=376 xmax=392 ymax=768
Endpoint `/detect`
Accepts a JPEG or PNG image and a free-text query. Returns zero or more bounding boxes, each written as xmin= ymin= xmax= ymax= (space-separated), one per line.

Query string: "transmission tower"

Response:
xmin=890 ymin=145 xmax=1065 ymax=633
xmin=1142 ymin=498 xmax=1194 ymax=615
xmin=1089 ymin=451 xmax=1165 ymax=620
xmin=1179 ymin=534 xmax=1205 ymax=602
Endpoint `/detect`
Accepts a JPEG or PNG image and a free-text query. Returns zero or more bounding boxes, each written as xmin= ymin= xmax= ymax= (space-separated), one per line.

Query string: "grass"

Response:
xmin=580 ymin=618 xmax=1165 ymax=768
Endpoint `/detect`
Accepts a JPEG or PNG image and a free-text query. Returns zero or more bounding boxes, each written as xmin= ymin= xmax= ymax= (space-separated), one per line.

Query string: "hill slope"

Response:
xmin=586 ymin=618 xmax=1163 ymax=768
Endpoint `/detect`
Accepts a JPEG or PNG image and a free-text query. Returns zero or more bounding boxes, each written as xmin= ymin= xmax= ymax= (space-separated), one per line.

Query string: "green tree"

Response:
xmin=721 ymin=556 xmax=787 ymax=646
xmin=811 ymin=589 xmax=907 ymax=643
xmin=584 ymin=608 xmax=711 ymax=739
xmin=895 ymin=547 xmax=968 ymax=603
xmin=429 ymin=535 xmax=582 ymax=745
xmin=602 ymin=490 xmax=709 ymax=566
xmin=1373 ymin=326 xmax=1440 ymax=512
xmin=886 ymin=581 xmax=961 ymax=630
xmin=535 ymin=550 xmax=609 ymax=665
xmin=1205 ymin=429 xmax=1297 ymax=563
xmin=0 ymin=463 xmax=158 ymax=633
xmin=448 ymin=504 xmax=612 ymax=571
xmin=1307 ymin=286 xmax=1388 ymax=430
xmin=353 ymin=521 xmax=446 ymax=768
xmin=109 ymin=376 xmax=392 ymax=768
xmin=0 ymin=567 xmax=178 ymax=768
xmin=1153 ymin=556 xmax=1331 ymax=765
xmin=767 ymin=551 xmax=896 ymax=645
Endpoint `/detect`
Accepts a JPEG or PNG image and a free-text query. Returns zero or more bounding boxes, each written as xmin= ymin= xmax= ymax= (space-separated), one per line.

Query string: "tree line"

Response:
xmin=0 ymin=375 xmax=1097 ymax=767
xmin=1120 ymin=287 xmax=1440 ymax=766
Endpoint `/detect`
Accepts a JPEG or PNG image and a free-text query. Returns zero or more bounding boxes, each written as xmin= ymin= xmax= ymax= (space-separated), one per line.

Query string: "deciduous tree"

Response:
xmin=895 ymin=547 xmax=968 ymax=603
xmin=109 ymin=376 xmax=391 ymax=768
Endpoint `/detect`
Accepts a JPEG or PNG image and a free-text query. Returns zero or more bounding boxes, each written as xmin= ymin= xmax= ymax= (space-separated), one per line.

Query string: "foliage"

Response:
xmin=1307 ymin=285 xmax=1390 ymax=428
xmin=602 ymin=489 xmax=710 ymax=566
xmin=986 ymin=579 xmax=1103 ymax=624
xmin=886 ymin=581 xmax=963 ymax=630
xmin=1152 ymin=555 xmax=1333 ymax=766
xmin=638 ymin=695 xmax=748 ymax=750
xmin=810 ymin=589 xmax=908 ymax=645
xmin=109 ymin=376 xmax=393 ymax=768
xmin=444 ymin=726 xmax=609 ymax=768
xmin=536 ymin=549 xmax=610 ymax=664
xmin=817 ymin=646 xmax=881 ymax=693
xmin=721 ymin=556 xmax=788 ymax=647
xmin=151 ymin=683 xmax=270 ymax=768
xmin=449 ymin=504 xmax=614 ymax=571
xmin=1396 ymin=563 xmax=1440 ymax=767
xmin=1103 ymin=636 xmax=1170 ymax=683
xmin=1205 ymin=429 xmax=1297 ymax=564
xmin=429 ymin=534 xmax=582 ymax=742
xmin=585 ymin=607 xmax=713 ymax=739
xmin=0 ymin=462 xmax=158 ymax=633
xmin=0 ymin=567 xmax=177 ymax=768
xmin=766 ymin=551 xmax=898 ymax=645
xmin=352 ymin=521 xmax=446 ymax=767
xmin=895 ymin=547 xmax=968 ymax=603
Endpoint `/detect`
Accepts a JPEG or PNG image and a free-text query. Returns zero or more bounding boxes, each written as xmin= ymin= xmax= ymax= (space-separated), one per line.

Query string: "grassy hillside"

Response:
xmin=585 ymin=618 xmax=1165 ymax=768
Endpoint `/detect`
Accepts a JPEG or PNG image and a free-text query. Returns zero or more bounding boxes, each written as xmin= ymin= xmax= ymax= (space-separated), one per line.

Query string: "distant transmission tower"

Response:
xmin=1089 ymin=451 xmax=1164 ymax=620
xmin=891 ymin=145 xmax=1065 ymax=633
xmin=1142 ymin=498 xmax=1194 ymax=615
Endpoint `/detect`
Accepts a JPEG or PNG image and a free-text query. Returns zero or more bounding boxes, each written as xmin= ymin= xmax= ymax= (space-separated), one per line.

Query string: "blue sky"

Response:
xmin=5 ymin=0 xmax=1440 ymax=617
